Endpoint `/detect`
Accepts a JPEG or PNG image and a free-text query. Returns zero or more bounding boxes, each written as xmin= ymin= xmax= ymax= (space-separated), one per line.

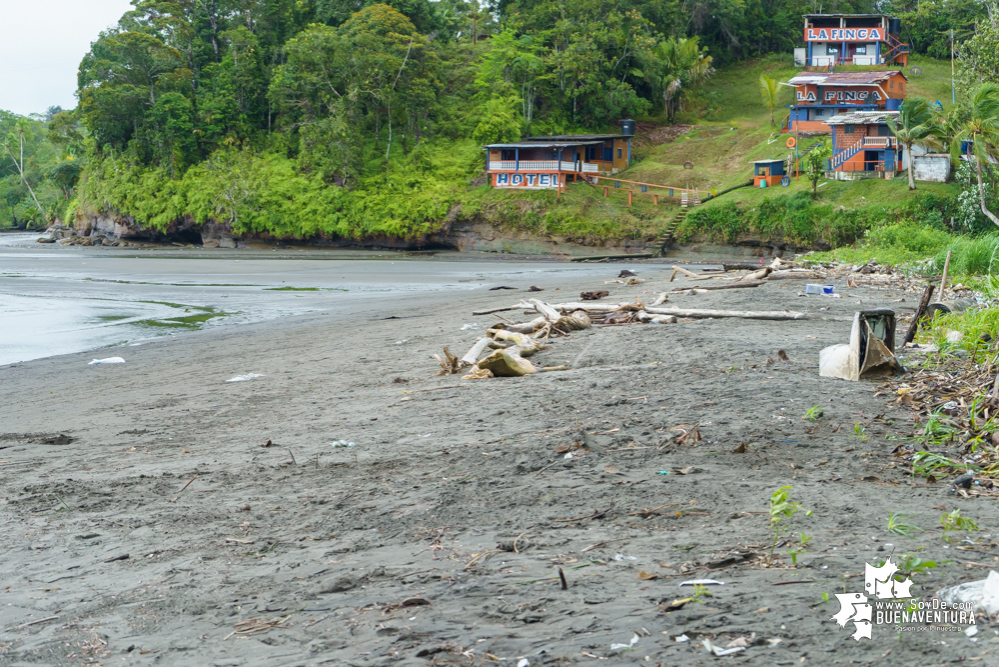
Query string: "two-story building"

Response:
xmin=483 ymin=131 xmax=632 ymax=190
xmin=800 ymin=14 xmax=908 ymax=68
xmin=782 ymin=70 xmax=907 ymax=133
xmin=824 ymin=110 xmax=902 ymax=179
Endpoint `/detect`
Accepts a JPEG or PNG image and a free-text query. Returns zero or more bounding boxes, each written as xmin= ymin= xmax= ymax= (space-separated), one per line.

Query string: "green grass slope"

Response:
xmin=465 ymin=53 xmax=960 ymax=249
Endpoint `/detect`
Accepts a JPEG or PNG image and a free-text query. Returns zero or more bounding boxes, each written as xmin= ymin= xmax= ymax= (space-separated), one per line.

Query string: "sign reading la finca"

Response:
xmin=805 ymin=28 xmax=882 ymax=42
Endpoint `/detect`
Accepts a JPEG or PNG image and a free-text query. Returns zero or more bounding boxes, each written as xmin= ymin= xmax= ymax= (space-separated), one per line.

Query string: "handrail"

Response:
xmin=585 ymin=174 xmax=705 ymax=194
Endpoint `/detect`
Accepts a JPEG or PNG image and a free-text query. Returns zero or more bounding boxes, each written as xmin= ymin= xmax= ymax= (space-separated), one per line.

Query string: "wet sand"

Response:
xmin=0 ymin=260 xmax=993 ymax=666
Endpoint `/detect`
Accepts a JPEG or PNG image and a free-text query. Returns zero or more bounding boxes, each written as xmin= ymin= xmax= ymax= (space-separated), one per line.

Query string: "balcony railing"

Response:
xmin=836 ymin=160 xmax=901 ymax=173
xmin=862 ymin=136 xmax=896 ymax=148
xmin=488 ymin=160 xmax=600 ymax=173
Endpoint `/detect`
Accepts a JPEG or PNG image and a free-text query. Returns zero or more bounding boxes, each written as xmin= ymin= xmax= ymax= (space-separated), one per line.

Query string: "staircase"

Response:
xmin=884 ymin=34 xmax=910 ymax=64
xmin=798 ymin=139 xmax=825 ymax=158
xmin=831 ymin=143 xmax=864 ymax=169
xmin=651 ymin=208 xmax=687 ymax=257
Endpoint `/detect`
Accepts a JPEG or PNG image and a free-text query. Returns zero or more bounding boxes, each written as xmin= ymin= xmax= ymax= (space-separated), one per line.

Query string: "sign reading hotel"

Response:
xmin=805 ymin=28 xmax=883 ymax=41
xmin=493 ymin=172 xmax=565 ymax=190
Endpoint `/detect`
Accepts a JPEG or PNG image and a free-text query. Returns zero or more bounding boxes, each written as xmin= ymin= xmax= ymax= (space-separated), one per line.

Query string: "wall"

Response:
xmin=913 ymin=156 xmax=950 ymax=182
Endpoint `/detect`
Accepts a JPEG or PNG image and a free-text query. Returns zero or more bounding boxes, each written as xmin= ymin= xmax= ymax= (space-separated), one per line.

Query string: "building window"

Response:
xmin=855 ymin=45 xmax=867 ymax=55
xmin=617 ymin=148 xmax=623 ymax=159
xmin=501 ymin=149 xmax=515 ymax=161
xmin=845 ymin=124 xmax=855 ymax=134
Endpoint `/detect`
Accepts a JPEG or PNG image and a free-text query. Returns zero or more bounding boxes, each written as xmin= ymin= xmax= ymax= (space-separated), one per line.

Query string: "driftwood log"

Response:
xmin=903 ymin=284 xmax=935 ymax=345
xmin=669 ymin=280 xmax=763 ymax=293
xmin=644 ymin=307 xmax=806 ymax=320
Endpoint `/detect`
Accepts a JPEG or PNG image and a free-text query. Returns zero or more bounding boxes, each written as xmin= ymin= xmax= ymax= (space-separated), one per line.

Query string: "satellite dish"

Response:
xmin=910 ymin=66 xmax=922 ymax=76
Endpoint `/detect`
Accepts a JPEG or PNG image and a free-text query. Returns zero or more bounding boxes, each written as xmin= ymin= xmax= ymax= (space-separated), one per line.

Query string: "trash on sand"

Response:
xmin=610 ymin=633 xmax=640 ymax=650
xmin=966 ymin=626 xmax=979 ymax=638
xmin=819 ymin=309 xmax=903 ymax=382
xmin=517 ymin=659 xmax=530 ymax=667
xmin=395 ymin=339 xmax=409 ymax=344
xmin=702 ymin=637 xmax=745 ymax=657
xmin=614 ymin=554 xmax=637 ymax=561
xmin=657 ymin=470 xmax=671 ymax=475
xmin=680 ymin=579 xmax=725 ymax=586
xmin=945 ymin=330 xmax=964 ymax=344
xmin=937 ymin=570 xmax=999 ymax=615
xmin=89 ymin=357 xmax=125 ymax=365
xmin=226 ymin=373 xmax=264 ymax=382
xmin=674 ymin=634 xmax=690 ymax=643
xmin=805 ymin=284 xmax=834 ymax=295
xmin=460 ymin=323 xmax=479 ymax=330
xmin=926 ymin=299 xmax=979 ymax=317
xmin=331 ymin=440 xmax=356 ymax=448
xmin=581 ymin=290 xmax=610 ymax=301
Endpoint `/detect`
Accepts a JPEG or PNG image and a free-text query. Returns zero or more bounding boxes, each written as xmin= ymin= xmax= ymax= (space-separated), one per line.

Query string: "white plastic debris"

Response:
xmin=461 ymin=323 xmax=479 ymax=330
xmin=820 ymin=310 xmax=901 ymax=381
xmin=226 ymin=373 xmax=264 ymax=382
xmin=517 ymin=660 xmax=530 ymax=667
xmin=331 ymin=440 xmax=356 ymax=448
xmin=89 ymin=357 xmax=125 ymax=365
xmin=702 ymin=637 xmax=745 ymax=657
xmin=564 ymin=453 xmax=573 ymax=460
xmin=394 ymin=340 xmax=408 ymax=345
xmin=679 ymin=579 xmax=725 ymax=586
xmin=966 ymin=626 xmax=979 ymax=637
xmin=937 ymin=570 xmax=999 ymax=615
xmin=610 ymin=633 xmax=640 ymax=650
xmin=614 ymin=554 xmax=637 ymax=561
xmin=674 ymin=634 xmax=690 ymax=643
xmin=946 ymin=330 xmax=964 ymax=343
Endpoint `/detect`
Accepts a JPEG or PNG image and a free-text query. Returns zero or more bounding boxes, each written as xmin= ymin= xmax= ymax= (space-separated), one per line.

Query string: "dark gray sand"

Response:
xmin=0 ymin=267 xmax=992 ymax=666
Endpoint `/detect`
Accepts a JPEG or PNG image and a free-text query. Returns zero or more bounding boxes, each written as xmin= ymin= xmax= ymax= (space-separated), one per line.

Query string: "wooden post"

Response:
xmin=628 ymin=190 xmax=633 ymax=206
xmin=603 ymin=186 xmax=608 ymax=198
xmin=653 ymin=194 xmax=659 ymax=207
xmin=940 ymin=249 xmax=952 ymax=300
xmin=903 ymin=284 xmax=935 ymax=345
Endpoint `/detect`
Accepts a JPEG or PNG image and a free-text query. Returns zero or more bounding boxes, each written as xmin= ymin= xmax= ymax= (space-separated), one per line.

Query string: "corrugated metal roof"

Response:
xmin=483 ymin=141 xmax=605 ymax=149
xmin=749 ymin=159 xmax=785 ymax=163
xmin=787 ymin=70 xmax=906 ymax=85
xmin=825 ymin=110 xmax=899 ymax=125
xmin=525 ymin=134 xmax=623 ymax=141
xmin=803 ymin=14 xmax=890 ymax=18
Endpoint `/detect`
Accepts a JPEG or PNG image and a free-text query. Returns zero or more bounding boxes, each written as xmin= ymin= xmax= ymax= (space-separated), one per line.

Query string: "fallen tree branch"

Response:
xmin=644 ymin=307 xmax=806 ymax=320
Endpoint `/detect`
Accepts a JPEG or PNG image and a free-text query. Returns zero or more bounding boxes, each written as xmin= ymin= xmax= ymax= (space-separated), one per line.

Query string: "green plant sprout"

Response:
xmin=768 ymin=485 xmax=812 ymax=566
xmin=941 ymin=509 xmax=980 ymax=542
xmin=887 ymin=511 xmax=922 ymax=538
xmin=803 ymin=405 xmax=823 ymax=421
xmin=852 ymin=422 xmax=868 ymax=441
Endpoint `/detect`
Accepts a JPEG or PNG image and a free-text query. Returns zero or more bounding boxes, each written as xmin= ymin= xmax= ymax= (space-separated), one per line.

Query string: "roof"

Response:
xmin=787 ymin=70 xmax=906 ymax=86
xmin=824 ymin=110 xmax=899 ymax=125
xmin=749 ymin=159 xmax=785 ymax=163
xmin=526 ymin=134 xmax=623 ymax=141
xmin=483 ymin=141 xmax=604 ymax=149
xmin=804 ymin=14 xmax=891 ymax=18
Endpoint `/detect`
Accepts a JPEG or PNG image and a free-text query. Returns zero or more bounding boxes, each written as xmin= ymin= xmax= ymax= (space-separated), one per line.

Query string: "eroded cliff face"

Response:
xmin=58 ymin=206 xmax=812 ymax=258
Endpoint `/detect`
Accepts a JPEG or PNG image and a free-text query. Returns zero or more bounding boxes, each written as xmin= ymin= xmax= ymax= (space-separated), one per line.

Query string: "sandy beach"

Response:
xmin=0 ymin=254 xmax=992 ymax=666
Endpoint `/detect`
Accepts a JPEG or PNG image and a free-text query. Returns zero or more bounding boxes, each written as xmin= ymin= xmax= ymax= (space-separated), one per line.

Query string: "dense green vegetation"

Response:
xmin=3 ymin=0 xmax=999 ymax=245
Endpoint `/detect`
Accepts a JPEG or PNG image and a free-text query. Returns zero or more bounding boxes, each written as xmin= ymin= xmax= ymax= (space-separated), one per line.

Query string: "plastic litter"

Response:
xmin=805 ymin=284 xmax=834 ymax=295
xmin=820 ymin=309 xmax=902 ymax=382
xmin=610 ymin=633 xmax=640 ymax=650
xmin=89 ymin=357 xmax=125 ymax=365
xmin=226 ymin=373 xmax=264 ymax=382
xmin=966 ymin=626 xmax=979 ymax=638
xmin=517 ymin=660 xmax=530 ymax=667
xmin=614 ymin=554 xmax=637 ymax=561
xmin=461 ymin=323 xmax=479 ymax=330
xmin=674 ymin=634 xmax=690 ymax=643
xmin=937 ymin=570 xmax=999 ymax=615
xmin=331 ymin=440 xmax=356 ymax=448
xmin=679 ymin=579 xmax=724 ymax=586
xmin=394 ymin=340 xmax=409 ymax=345
xmin=702 ymin=637 xmax=745 ymax=657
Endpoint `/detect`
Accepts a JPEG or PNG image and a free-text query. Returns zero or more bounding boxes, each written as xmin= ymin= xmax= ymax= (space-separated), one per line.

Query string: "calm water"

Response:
xmin=0 ymin=232 xmax=666 ymax=365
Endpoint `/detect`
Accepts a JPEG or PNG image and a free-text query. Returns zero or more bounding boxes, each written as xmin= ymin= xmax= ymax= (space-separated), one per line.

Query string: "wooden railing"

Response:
xmin=582 ymin=174 xmax=712 ymax=207
xmin=488 ymin=160 xmax=600 ymax=173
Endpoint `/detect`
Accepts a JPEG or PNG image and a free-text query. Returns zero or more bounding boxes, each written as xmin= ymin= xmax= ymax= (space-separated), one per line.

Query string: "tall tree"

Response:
xmin=3 ymin=118 xmax=47 ymax=225
xmin=886 ymin=97 xmax=940 ymax=191
xmin=949 ymin=83 xmax=999 ymax=227
xmin=643 ymin=36 xmax=714 ymax=121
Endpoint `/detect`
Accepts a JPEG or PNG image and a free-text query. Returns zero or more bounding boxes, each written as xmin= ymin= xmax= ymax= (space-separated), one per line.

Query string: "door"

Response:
xmin=602 ymin=146 xmax=613 ymax=162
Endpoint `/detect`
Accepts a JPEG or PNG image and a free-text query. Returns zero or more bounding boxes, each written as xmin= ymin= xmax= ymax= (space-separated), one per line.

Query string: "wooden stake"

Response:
xmin=628 ymin=190 xmax=633 ymax=206
xmin=603 ymin=186 xmax=608 ymax=198
xmin=939 ymin=250 xmax=952 ymax=300
xmin=653 ymin=194 xmax=659 ymax=207
xmin=903 ymin=283 xmax=935 ymax=345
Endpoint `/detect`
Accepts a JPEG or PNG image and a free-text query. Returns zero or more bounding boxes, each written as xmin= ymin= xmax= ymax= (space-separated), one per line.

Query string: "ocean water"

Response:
xmin=0 ymin=232 xmax=651 ymax=366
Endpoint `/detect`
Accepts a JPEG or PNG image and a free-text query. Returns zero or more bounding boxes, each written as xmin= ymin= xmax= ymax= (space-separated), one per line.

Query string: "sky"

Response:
xmin=0 ymin=0 xmax=134 ymax=117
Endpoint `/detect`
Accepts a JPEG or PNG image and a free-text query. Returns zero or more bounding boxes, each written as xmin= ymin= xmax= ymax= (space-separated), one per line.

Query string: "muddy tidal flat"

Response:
xmin=0 ymin=240 xmax=993 ymax=666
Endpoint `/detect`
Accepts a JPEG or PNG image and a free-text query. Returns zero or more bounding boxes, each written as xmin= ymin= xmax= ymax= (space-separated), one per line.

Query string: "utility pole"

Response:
xmin=951 ymin=28 xmax=956 ymax=105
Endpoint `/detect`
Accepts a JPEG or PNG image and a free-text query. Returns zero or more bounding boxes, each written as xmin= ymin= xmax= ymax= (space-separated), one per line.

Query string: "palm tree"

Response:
xmin=759 ymin=74 xmax=781 ymax=127
xmin=3 ymin=118 xmax=47 ymax=225
xmin=949 ymin=83 xmax=999 ymax=227
xmin=886 ymin=97 xmax=941 ymax=191
xmin=643 ymin=37 xmax=714 ymax=121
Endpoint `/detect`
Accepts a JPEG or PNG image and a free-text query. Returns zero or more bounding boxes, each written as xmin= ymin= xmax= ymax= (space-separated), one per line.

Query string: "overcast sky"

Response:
xmin=0 ymin=0 xmax=134 ymax=117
